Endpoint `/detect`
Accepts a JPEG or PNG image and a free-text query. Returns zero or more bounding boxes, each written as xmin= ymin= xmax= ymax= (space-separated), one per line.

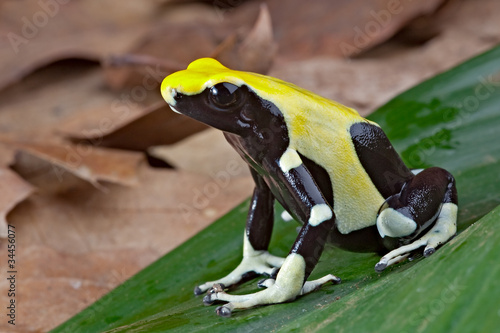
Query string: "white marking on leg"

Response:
xmin=376 ymin=202 xmax=458 ymax=270
xmin=281 ymin=210 xmax=294 ymax=222
xmin=376 ymin=208 xmax=417 ymax=238
xmin=279 ymin=148 xmax=302 ymax=173
xmin=308 ymin=203 xmax=333 ymax=226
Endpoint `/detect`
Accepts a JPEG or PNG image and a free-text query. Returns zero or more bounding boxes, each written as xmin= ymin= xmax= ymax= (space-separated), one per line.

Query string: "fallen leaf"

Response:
xmin=0 ymin=0 xmax=157 ymax=91
xmin=7 ymin=138 xmax=144 ymax=189
xmin=0 ymin=167 xmax=34 ymax=237
xmin=102 ymin=2 xmax=276 ymax=91
xmin=268 ymin=0 xmax=500 ymax=115
xmin=226 ymin=0 xmax=446 ymax=59
xmin=388 ymin=0 xmax=457 ymax=45
xmin=0 ymin=164 xmax=254 ymax=331
xmin=101 ymin=22 xmax=220 ymax=90
xmin=211 ymin=3 xmax=277 ymax=73
xmin=0 ymin=59 xmax=159 ymax=187
xmin=149 ymin=128 xmax=250 ymax=177
xmin=101 ymin=5 xmax=222 ymax=90
xmin=60 ymin=103 xmax=209 ymax=151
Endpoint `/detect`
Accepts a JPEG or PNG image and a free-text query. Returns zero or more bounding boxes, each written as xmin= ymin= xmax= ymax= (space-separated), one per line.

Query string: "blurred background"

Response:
xmin=0 ymin=0 xmax=499 ymax=331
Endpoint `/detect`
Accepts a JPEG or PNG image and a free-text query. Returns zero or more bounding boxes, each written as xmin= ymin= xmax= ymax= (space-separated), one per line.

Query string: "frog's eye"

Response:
xmin=209 ymin=82 xmax=242 ymax=109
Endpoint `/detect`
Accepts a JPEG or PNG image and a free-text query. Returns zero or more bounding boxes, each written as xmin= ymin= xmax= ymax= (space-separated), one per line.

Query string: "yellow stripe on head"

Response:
xmin=161 ymin=58 xmax=245 ymax=105
xmin=161 ymin=58 xmax=358 ymax=117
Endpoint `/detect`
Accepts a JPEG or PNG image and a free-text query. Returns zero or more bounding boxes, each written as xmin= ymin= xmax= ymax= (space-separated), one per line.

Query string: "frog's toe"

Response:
xmin=196 ymin=281 xmax=227 ymax=296
xmin=194 ymin=285 xmax=204 ymax=296
xmin=203 ymin=283 xmax=226 ymax=305
xmin=374 ymin=262 xmax=387 ymax=273
xmin=216 ymin=305 xmax=232 ymax=317
xmin=423 ymin=246 xmax=436 ymax=257
xmin=203 ymin=294 xmax=215 ymax=306
xmin=375 ymin=252 xmax=411 ymax=272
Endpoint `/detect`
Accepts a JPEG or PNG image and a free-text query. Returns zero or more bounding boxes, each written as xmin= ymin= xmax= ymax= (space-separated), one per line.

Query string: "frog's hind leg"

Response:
xmin=375 ymin=167 xmax=458 ymax=272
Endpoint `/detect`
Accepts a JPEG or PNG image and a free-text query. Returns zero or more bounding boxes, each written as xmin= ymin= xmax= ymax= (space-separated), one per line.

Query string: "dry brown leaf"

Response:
xmin=0 ymin=0 xmax=157 ymax=91
xmin=101 ymin=2 xmax=277 ymax=91
xmin=101 ymin=22 xmax=220 ymax=90
xmin=269 ymin=0 xmax=500 ymax=115
xmin=211 ymin=3 xmax=277 ymax=73
xmin=149 ymin=128 xmax=250 ymax=177
xmin=0 ymin=143 xmax=15 ymax=169
xmin=60 ymin=103 xmax=209 ymax=151
xmin=8 ymin=139 xmax=144 ymax=189
xmin=225 ymin=0 xmax=446 ymax=59
xmin=54 ymin=96 xmax=154 ymax=144
xmin=0 ymin=167 xmax=34 ymax=237
xmin=0 ymin=59 xmax=164 ymax=186
xmin=0 ymin=164 xmax=253 ymax=332
xmin=0 ymin=59 xmax=168 ymax=154
xmin=101 ymin=0 xmax=224 ymax=91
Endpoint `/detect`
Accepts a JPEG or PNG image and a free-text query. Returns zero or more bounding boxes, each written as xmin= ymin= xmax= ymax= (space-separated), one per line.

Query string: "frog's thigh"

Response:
xmin=376 ymin=167 xmax=458 ymax=271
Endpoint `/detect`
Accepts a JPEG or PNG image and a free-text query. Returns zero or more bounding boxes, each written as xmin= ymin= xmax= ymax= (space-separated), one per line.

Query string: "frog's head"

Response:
xmin=161 ymin=58 xmax=287 ymax=135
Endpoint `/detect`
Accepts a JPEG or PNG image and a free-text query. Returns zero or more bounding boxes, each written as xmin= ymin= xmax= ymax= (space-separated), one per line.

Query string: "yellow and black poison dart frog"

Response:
xmin=161 ymin=58 xmax=458 ymax=317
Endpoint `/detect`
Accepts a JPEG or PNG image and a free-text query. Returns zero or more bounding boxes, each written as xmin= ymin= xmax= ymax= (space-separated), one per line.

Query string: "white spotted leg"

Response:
xmin=375 ymin=203 xmax=457 ymax=272
xmin=204 ymin=254 xmax=340 ymax=317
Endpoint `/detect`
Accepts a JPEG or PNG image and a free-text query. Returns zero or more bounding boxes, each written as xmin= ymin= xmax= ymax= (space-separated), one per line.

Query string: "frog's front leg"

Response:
xmin=206 ymin=218 xmax=338 ymax=317
xmin=375 ymin=167 xmax=458 ymax=271
xmin=195 ymin=170 xmax=285 ymax=295
xmin=205 ymin=151 xmax=339 ymax=316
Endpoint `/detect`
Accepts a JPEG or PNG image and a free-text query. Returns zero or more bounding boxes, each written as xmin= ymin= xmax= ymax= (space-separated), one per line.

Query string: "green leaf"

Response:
xmin=52 ymin=46 xmax=500 ymax=333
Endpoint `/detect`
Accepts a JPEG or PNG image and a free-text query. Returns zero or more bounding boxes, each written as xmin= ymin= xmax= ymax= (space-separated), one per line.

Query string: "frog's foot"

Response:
xmin=194 ymin=251 xmax=285 ymax=295
xmin=375 ymin=203 xmax=457 ymax=272
xmin=203 ymin=254 xmax=340 ymax=317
